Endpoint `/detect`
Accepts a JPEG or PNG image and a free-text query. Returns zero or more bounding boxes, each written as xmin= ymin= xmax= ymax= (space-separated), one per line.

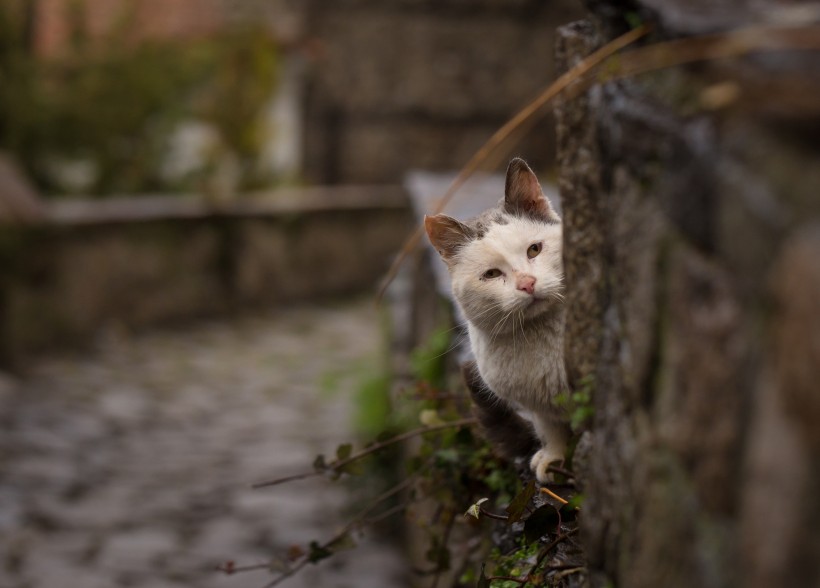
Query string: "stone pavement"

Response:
xmin=0 ymin=298 xmax=408 ymax=588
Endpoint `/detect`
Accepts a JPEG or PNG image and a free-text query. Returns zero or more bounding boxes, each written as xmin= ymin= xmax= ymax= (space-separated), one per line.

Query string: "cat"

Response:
xmin=424 ymin=158 xmax=569 ymax=483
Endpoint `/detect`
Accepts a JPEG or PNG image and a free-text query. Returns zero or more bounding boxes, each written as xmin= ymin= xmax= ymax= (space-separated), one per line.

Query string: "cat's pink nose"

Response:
xmin=516 ymin=275 xmax=536 ymax=295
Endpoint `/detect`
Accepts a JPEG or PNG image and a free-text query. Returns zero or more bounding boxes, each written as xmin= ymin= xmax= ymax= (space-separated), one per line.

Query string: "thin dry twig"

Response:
xmin=477 ymin=507 xmax=510 ymax=521
xmin=547 ymin=464 xmax=576 ymax=479
xmin=551 ymin=565 xmax=587 ymax=581
xmin=251 ymin=417 xmax=476 ymax=489
xmin=257 ymin=463 xmax=434 ymax=588
xmin=540 ymin=487 xmax=569 ymax=505
xmin=215 ymin=561 xmax=271 ymax=575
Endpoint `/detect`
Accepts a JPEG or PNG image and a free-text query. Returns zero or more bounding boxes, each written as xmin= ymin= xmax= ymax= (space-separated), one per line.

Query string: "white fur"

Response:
xmin=450 ymin=216 xmax=568 ymax=480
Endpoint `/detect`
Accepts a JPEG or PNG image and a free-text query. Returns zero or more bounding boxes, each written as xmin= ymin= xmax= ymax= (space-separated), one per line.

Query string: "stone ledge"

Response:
xmin=18 ymin=185 xmax=408 ymax=226
xmin=0 ymin=186 xmax=413 ymax=366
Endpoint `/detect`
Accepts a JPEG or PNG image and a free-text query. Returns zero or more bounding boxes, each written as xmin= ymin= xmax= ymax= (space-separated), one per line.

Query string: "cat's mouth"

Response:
xmin=526 ymin=296 xmax=551 ymax=310
xmin=524 ymin=293 xmax=562 ymax=314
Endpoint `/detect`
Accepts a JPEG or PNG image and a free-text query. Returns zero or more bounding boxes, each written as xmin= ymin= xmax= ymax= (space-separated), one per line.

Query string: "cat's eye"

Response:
xmin=482 ymin=268 xmax=503 ymax=279
xmin=527 ymin=242 xmax=543 ymax=259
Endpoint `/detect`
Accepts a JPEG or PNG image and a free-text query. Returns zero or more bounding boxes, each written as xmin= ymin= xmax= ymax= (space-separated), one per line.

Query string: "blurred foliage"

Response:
xmin=554 ymin=375 xmax=595 ymax=433
xmin=200 ymin=27 xmax=280 ymax=187
xmin=0 ymin=1 xmax=280 ymax=196
xmin=410 ymin=326 xmax=452 ymax=389
xmin=352 ymin=373 xmax=393 ymax=438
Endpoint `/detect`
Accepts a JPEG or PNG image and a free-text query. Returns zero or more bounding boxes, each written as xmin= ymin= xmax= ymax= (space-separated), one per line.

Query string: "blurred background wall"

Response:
xmin=0 ymin=0 xmax=583 ymax=363
xmin=301 ymin=0 xmax=580 ymax=183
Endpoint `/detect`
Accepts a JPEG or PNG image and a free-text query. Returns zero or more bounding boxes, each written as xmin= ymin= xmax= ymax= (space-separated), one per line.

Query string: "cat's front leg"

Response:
xmin=530 ymin=412 xmax=569 ymax=483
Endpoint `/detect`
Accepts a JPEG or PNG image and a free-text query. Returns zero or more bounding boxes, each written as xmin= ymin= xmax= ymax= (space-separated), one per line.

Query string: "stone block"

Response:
xmin=311 ymin=12 xmax=567 ymax=119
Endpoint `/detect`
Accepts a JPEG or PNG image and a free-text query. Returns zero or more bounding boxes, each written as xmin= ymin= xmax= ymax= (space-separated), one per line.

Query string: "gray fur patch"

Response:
xmin=464 ymin=201 xmax=510 ymax=240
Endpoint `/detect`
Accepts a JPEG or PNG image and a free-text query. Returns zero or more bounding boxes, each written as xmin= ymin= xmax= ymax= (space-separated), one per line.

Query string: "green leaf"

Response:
xmin=410 ymin=327 xmax=451 ymax=385
xmin=354 ymin=375 xmax=392 ymax=436
xmin=338 ymin=459 xmax=365 ymax=476
xmin=559 ymin=503 xmax=578 ymax=523
xmin=523 ymin=505 xmax=560 ymax=543
xmin=313 ymin=454 xmax=327 ymax=472
xmin=567 ymin=493 xmax=586 ymax=510
xmin=335 ymin=443 xmax=353 ymax=461
xmin=435 ymin=448 xmax=460 ymax=464
xmin=505 ymin=480 xmax=536 ymax=524
xmin=477 ymin=563 xmax=491 ymax=588
xmin=307 ymin=541 xmax=332 ymax=564
xmin=419 ymin=408 xmax=445 ymax=426
xmin=465 ymin=498 xmax=489 ymax=519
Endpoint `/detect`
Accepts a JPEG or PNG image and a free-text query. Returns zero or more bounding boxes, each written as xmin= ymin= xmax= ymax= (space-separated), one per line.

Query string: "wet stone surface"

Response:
xmin=0 ymin=299 xmax=407 ymax=588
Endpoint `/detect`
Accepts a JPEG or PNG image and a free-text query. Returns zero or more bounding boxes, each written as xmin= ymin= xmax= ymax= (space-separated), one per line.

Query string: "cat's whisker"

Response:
xmin=490 ymin=308 xmax=516 ymax=344
xmin=489 ymin=307 xmax=511 ymax=337
xmin=511 ymin=309 xmax=518 ymax=358
xmin=476 ymin=302 xmax=510 ymax=335
xmin=518 ymin=310 xmax=531 ymax=346
xmin=472 ymin=300 xmax=507 ymax=321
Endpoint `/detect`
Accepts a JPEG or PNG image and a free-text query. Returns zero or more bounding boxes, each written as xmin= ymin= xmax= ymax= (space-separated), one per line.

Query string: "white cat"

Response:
xmin=424 ymin=158 xmax=569 ymax=483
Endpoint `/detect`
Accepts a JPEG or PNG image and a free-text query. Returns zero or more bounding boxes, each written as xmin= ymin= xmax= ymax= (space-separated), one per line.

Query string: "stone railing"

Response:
xmin=0 ymin=187 xmax=412 ymax=366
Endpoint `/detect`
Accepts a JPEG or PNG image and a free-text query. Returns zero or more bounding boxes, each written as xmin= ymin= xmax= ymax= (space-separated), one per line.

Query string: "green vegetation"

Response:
xmin=554 ymin=375 xmax=595 ymax=432
xmin=410 ymin=325 xmax=452 ymax=388
xmin=238 ymin=319 xmax=586 ymax=587
xmin=0 ymin=3 xmax=280 ymax=196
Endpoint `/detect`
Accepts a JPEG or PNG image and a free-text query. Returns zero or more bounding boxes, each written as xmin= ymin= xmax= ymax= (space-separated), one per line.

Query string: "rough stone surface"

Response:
xmin=555 ymin=10 xmax=820 ymax=588
xmin=554 ymin=20 xmax=607 ymax=389
xmin=303 ymin=1 xmax=583 ymax=183
xmin=0 ymin=299 xmax=408 ymax=588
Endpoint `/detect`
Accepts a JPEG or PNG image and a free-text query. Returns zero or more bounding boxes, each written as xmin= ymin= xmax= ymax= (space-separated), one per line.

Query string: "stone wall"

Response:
xmin=302 ymin=0 xmax=583 ymax=184
xmin=0 ymin=187 xmax=411 ymax=365
xmin=556 ymin=5 xmax=820 ymax=588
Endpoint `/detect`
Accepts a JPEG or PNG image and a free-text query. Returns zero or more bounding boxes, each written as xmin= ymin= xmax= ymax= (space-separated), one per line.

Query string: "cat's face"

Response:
xmin=425 ymin=158 xmax=563 ymax=334
xmin=448 ymin=216 xmax=562 ymax=331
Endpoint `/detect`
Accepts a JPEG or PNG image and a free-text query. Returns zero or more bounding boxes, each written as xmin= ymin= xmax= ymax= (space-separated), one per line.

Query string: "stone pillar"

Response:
xmin=556 ymin=6 xmax=820 ymax=587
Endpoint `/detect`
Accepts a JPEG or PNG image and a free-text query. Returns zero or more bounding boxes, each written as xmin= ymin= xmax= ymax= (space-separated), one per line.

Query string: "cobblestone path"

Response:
xmin=0 ymin=299 xmax=407 ymax=588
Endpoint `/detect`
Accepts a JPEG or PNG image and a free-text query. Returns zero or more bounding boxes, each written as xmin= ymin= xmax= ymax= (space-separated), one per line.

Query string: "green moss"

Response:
xmin=554 ymin=375 xmax=596 ymax=432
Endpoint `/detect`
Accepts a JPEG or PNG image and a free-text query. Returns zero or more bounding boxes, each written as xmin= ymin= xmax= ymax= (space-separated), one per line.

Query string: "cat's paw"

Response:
xmin=530 ymin=448 xmax=564 ymax=483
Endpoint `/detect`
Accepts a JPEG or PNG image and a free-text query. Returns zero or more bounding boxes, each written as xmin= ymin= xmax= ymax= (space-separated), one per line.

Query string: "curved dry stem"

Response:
xmin=375 ymin=24 xmax=651 ymax=302
xmin=376 ymin=22 xmax=820 ymax=302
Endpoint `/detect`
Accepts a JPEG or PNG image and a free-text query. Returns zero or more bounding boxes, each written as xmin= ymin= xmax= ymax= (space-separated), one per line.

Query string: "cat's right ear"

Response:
xmin=424 ymin=214 xmax=473 ymax=261
xmin=504 ymin=158 xmax=559 ymax=222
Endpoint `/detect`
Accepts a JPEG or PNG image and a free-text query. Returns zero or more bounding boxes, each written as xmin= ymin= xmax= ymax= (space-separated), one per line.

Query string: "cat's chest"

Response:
xmin=469 ymin=325 xmax=564 ymax=408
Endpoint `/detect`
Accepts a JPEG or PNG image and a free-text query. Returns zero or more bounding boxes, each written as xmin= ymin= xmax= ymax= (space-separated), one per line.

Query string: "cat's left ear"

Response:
xmin=424 ymin=214 xmax=474 ymax=261
xmin=504 ymin=158 xmax=559 ymax=222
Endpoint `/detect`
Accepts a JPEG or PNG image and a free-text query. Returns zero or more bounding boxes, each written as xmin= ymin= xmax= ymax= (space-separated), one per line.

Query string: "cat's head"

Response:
xmin=424 ymin=158 xmax=563 ymax=333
